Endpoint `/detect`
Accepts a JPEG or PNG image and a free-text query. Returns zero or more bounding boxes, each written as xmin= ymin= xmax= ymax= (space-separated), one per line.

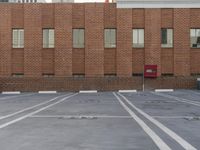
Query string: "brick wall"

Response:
xmin=24 ymin=4 xmax=42 ymax=77
xmin=132 ymin=9 xmax=145 ymax=74
xmin=190 ymin=9 xmax=200 ymax=74
xmin=0 ymin=4 xmax=12 ymax=77
xmin=0 ymin=77 xmax=197 ymax=92
xmin=55 ymin=4 xmax=72 ymax=77
xmin=145 ymin=9 xmax=161 ymax=76
xmin=174 ymin=9 xmax=190 ymax=76
xmin=85 ymin=4 xmax=104 ymax=77
xmin=117 ymin=8 xmax=132 ymax=77
xmin=0 ymin=4 xmax=199 ymax=91
xmin=72 ymin=49 xmax=85 ymax=75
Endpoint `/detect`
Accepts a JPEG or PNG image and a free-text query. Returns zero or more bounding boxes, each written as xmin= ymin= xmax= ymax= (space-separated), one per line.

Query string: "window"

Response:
xmin=133 ymin=29 xmax=144 ymax=48
xmin=73 ymin=29 xmax=84 ymax=48
xmin=161 ymin=29 xmax=173 ymax=48
xmin=104 ymin=29 xmax=116 ymax=48
xmin=43 ymin=29 xmax=54 ymax=48
xmin=12 ymin=29 xmax=24 ymax=48
xmin=190 ymin=29 xmax=200 ymax=48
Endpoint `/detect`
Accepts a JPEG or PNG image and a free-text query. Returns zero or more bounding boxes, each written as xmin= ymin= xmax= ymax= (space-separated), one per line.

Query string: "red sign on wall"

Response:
xmin=144 ymin=65 xmax=157 ymax=78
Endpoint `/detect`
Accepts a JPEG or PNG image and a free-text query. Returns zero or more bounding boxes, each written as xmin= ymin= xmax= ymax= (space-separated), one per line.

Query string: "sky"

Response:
xmin=75 ymin=0 xmax=108 ymax=2
xmin=46 ymin=0 xmax=111 ymax=3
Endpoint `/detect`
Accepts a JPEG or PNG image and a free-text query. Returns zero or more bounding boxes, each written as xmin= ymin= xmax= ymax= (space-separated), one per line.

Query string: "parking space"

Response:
xmin=0 ymin=93 xmax=66 ymax=116
xmin=0 ymin=91 xmax=199 ymax=150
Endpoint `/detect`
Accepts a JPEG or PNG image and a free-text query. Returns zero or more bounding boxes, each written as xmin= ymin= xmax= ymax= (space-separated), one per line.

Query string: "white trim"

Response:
xmin=117 ymin=0 xmax=200 ymax=8
xmin=38 ymin=91 xmax=57 ymax=94
xmin=79 ymin=90 xmax=97 ymax=93
xmin=2 ymin=91 xmax=21 ymax=94
xmin=118 ymin=90 xmax=137 ymax=93
xmin=155 ymin=89 xmax=174 ymax=92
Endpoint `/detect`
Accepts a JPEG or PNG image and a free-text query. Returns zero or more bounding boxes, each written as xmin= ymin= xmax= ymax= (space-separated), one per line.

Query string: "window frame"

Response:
xmin=161 ymin=28 xmax=174 ymax=48
xmin=104 ymin=28 xmax=116 ymax=48
xmin=73 ymin=28 xmax=85 ymax=48
xmin=42 ymin=28 xmax=55 ymax=49
xmin=132 ymin=28 xmax=145 ymax=48
xmin=190 ymin=28 xmax=200 ymax=49
xmin=12 ymin=29 xmax=24 ymax=49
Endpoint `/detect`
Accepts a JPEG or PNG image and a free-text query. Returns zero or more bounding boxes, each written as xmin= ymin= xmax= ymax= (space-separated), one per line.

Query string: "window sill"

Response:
xmin=12 ymin=47 xmax=24 ymax=49
xmin=132 ymin=47 xmax=144 ymax=49
xmin=73 ymin=47 xmax=85 ymax=49
xmin=161 ymin=47 xmax=173 ymax=48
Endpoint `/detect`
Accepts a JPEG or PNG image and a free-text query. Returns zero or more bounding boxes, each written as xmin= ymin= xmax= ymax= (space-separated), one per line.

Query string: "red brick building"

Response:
xmin=0 ymin=3 xmax=200 ymax=91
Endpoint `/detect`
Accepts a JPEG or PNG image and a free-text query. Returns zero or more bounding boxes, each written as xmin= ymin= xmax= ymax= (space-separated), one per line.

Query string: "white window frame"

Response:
xmin=43 ymin=29 xmax=55 ymax=48
xmin=73 ymin=29 xmax=85 ymax=48
xmin=104 ymin=29 xmax=116 ymax=48
xmin=190 ymin=29 xmax=200 ymax=48
xmin=133 ymin=29 xmax=144 ymax=48
xmin=12 ymin=29 xmax=24 ymax=48
xmin=161 ymin=28 xmax=173 ymax=48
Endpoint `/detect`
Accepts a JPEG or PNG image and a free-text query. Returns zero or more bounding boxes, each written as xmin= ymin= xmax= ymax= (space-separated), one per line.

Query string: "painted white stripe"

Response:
xmin=118 ymin=90 xmax=137 ymax=93
xmin=0 ymin=93 xmax=34 ymax=100
xmin=79 ymin=90 xmax=97 ymax=93
xmin=0 ymin=93 xmax=77 ymax=129
xmin=113 ymin=92 xmax=171 ymax=150
xmin=2 ymin=91 xmax=21 ymax=94
xmin=38 ymin=91 xmax=57 ymax=94
xmin=152 ymin=92 xmax=200 ymax=107
xmin=30 ymin=115 xmax=132 ymax=119
xmin=152 ymin=116 xmax=200 ymax=119
xmin=185 ymin=90 xmax=200 ymax=95
xmin=118 ymin=92 xmax=197 ymax=150
xmin=155 ymin=89 xmax=174 ymax=92
xmin=0 ymin=93 xmax=72 ymax=120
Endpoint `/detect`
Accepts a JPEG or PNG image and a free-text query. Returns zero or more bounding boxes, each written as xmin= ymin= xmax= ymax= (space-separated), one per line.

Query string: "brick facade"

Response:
xmin=0 ymin=3 xmax=200 ymax=91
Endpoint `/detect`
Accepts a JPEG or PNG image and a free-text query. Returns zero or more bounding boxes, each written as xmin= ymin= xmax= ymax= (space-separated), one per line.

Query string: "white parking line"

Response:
xmin=113 ymin=92 xmax=172 ymax=150
xmin=152 ymin=92 xmax=200 ymax=107
xmin=38 ymin=91 xmax=57 ymax=94
xmin=0 ymin=93 xmax=72 ymax=120
xmin=0 ymin=93 xmax=78 ymax=129
xmin=184 ymin=90 xmax=200 ymax=95
xmin=118 ymin=90 xmax=137 ymax=93
xmin=117 ymin=92 xmax=197 ymax=150
xmin=155 ymin=89 xmax=174 ymax=92
xmin=30 ymin=115 xmax=132 ymax=119
xmin=2 ymin=91 xmax=21 ymax=94
xmin=152 ymin=116 xmax=200 ymax=119
xmin=79 ymin=90 xmax=97 ymax=93
xmin=0 ymin=93 xmax=34 ymax=100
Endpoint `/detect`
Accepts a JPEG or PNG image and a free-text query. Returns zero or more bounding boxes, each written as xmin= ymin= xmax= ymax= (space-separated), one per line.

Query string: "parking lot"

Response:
xmin=0 ymin=90 xmax=200 ymax=150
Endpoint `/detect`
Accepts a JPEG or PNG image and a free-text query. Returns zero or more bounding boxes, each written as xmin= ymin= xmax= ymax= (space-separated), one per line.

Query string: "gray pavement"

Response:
xmin=0 ymin=90 xmax=199 ymax=150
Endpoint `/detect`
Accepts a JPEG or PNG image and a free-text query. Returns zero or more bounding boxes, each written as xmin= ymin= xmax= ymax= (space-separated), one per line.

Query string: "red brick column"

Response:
xmin=85 ymin=4 xmax=104 ymax=77
xmin=174 ymin=9 xmax=190 ymax=76
xmin=55 ymin=4 xmax=72 ymax=77
xmin=145 ymin=9 xmax=161 ymax=76
xmin=24 ymin=4 xmax=42 ymax=77
xmin=117 ymin=8 xmax=132 ymax=77
xmin=0 ymin=5 xmax=12 ymax=77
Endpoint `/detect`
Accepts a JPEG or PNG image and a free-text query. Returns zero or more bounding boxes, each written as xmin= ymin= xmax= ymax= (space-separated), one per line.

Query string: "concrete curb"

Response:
xmin=155 ymin=89 xmax=174 ymax=92
xmin=79 ymin=90 xmax=97 ymax=93
xmin=38 ymin=91 xmax=57 ymax=94
xmin=2 ymin=91 xmax=21 ymax=94
xmin=118 ymin=90 xmax=137 ymax=93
